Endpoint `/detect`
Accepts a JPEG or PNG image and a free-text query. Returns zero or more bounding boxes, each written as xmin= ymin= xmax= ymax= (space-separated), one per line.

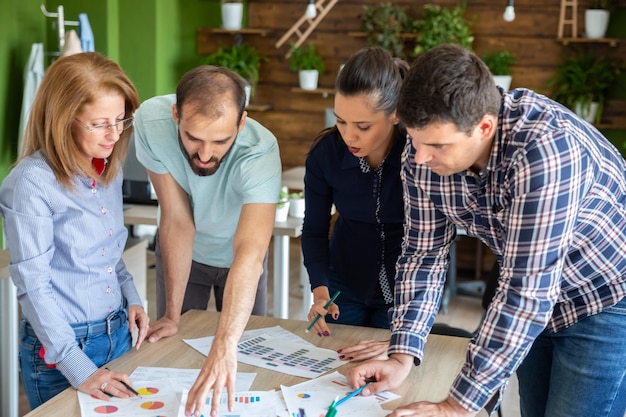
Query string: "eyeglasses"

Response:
xmin=75 ymin=117 xmax=134 ymax=136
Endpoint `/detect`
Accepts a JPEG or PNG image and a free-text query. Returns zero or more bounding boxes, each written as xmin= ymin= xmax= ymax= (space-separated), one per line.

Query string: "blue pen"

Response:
xmin=335 ymin=382 xmax=371 ymax=407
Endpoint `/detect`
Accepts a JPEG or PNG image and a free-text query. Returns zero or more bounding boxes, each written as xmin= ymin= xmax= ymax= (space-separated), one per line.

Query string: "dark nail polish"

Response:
xmin=317 ymin=332 xmax=322 ymax=337
xmin=337 ymin=349 xmax=342 ymax=353
xmin=348 ymin=356 xmax=354 ymax=360
xmin=339 ymin=355 xmax=345 ymax=359
xmin=324 ymin=331 xmax=330 ymax=336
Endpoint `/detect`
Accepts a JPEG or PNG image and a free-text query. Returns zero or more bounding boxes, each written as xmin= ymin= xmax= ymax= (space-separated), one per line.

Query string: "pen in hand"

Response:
xmin=306 ymin=291 xmax=341 ymax=333
xmin=335 ymin=381 xmax=372 ymax=407
xmin=104 ymin=367 xmax=141 ymax=396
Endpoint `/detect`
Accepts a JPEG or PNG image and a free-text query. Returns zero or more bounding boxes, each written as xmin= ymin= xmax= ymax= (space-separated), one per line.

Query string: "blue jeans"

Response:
xmin=516 ymin=296 xmax=626 ymax=417
xmin=325 ymin=275 xmax=392 ymax=329
xmin=19 ymin=319 xmax=131 ymax=410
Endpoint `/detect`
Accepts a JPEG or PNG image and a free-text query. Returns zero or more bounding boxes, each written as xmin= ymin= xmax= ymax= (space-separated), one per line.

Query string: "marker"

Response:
xmin=335 ymin=382 xmax=371 ymax=407
xmin=104 ymin=367 xmax=141 ymax=396
xmin=324 ymin=396 xmax=338 ymax=417
xmin=305 ymin=291 xmax=341 ymax=333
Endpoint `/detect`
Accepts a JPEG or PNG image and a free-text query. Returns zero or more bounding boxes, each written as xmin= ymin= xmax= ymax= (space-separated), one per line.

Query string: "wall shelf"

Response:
xmin=348 ymin=32 xmax=418 ymax=39
xmin=199 ymin=27 xmax=272 ymax=36
xmin=246 ymin=104 xmax=272 ymax=112
xmin=291 ymin=87 xmax=335 ymax=98
xmin=557 ymin=37 xmax=620 ymax=47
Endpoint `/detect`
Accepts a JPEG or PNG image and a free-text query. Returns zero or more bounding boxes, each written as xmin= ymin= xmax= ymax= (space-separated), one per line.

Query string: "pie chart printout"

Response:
xmin=93 ymin=405 xmax=118 ymax=414
xmin=140 ymin=401 xmax=165 ymax=410
xmin=136 ymin=386 xmax=159 ymax=396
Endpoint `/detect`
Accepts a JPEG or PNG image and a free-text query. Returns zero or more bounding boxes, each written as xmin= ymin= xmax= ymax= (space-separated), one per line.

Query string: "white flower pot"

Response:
xmin=288 ymin=198 xmax=305 ymax=219
xmin=244 ymin=84 xmax=251 ymax=107
xmin=585 ymin=9 xmax=610 ymax=39
xmin=574 ymin=101 xmax=599 ymax=123
xmin=493 ymin=75 xmax=512 ymax=91
xmin=221 ymin=3 xmax=243 ymax=30
xmin=298 ymin=69 xmax=319 ymax=90
xmin=275 ymin=201 xmax=290 ymax=223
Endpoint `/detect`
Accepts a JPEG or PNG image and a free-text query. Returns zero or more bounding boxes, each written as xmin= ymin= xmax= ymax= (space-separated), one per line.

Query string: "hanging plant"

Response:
xmin=361 ymin=2 xmax=410 ymax=58
xmin=412 ymin=3 xmax=475 ymax=56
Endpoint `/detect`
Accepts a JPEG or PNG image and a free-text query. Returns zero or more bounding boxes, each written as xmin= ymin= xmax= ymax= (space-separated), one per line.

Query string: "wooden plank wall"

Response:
xmin=198 ymin=0 xmax=626 ymax=170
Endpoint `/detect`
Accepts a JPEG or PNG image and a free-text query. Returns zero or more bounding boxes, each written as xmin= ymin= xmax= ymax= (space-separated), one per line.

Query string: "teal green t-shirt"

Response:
xmin=133 ymin=94 xmax=282 ymax=267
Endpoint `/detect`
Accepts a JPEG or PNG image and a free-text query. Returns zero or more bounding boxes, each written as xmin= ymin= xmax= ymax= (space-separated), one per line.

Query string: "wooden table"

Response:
xmin=24 ymin=309 xmax=470 ymax=416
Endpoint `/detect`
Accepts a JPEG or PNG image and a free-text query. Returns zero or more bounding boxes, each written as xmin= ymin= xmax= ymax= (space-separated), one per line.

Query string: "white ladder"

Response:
xmin=275 ymin=0 xmax=339 ymax=58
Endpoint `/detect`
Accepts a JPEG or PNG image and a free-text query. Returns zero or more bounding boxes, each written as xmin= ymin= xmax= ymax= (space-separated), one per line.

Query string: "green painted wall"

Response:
xmin=0 ymin=0 xmax=221 ymax=240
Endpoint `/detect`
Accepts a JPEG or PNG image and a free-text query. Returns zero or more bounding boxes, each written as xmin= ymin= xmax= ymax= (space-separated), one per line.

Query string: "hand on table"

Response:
xmin=338 ymin=339 xmax=390 ymax=361
xmin=127 ymin=304 xmax=150 ymax=350
xmin=306 ymin=297 xmax=340 ymax=337
xmin=79 ymin=367 xmax=138 ymax=401
xmin=346 ymin=353 xmax=413 ymax=397
xmin=387 ymin=396 xmax=477 ymax=417
xmin=146 ymin=316 xmax=178 ymax=343
xmin=184 ymin=342 xmax=238 ymax=417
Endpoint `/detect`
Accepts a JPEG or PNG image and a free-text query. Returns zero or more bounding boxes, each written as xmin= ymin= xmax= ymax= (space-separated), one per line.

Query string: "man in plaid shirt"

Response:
xmin=347 ymin=44 xmax=626 ymax=417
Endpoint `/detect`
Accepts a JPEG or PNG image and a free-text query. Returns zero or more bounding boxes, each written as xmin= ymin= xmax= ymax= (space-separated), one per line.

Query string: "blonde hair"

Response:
xmin=21 ymin=52 xmax=140 ymax=189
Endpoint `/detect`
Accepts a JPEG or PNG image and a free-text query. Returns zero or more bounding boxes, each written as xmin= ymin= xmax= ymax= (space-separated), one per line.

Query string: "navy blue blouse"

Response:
xmin=301 ymin=128 xmax=407 ymax=301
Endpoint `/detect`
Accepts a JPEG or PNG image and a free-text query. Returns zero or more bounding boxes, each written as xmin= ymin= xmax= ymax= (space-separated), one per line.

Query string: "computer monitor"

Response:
xmin=122 ymin=136 xmax=157 ymax=205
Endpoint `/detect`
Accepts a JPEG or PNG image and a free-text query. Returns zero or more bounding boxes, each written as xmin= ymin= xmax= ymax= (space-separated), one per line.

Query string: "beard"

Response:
xmin=178 ymin=130 xmax=234 ymax=177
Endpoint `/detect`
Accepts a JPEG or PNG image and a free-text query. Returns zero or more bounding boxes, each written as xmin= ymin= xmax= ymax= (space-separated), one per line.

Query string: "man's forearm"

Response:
xmin=160 ymin=223 xmax=195 ymax=323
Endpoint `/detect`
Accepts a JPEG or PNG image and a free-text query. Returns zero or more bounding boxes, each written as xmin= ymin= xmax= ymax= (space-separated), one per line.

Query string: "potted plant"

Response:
xmin=549 ymin=51 xmax=621 ymax=123
xmin=276 ymin=186 xmax=290 ymax=222
xmin=361 ymin=2 xmax=410 ymax=58
xmin=412 ymin=3 xmax=475 ymax=56
xmin=585 ymin=0 xmax=617 ymax=38
xmin=481 ymin=50 xmax=516 ymax=91
xmin=289 ymin=43 xmax=325 ymax=90
xmin=288 ymin=191 xmax=305 ymax=219
xmin=221 ymin=0 xmax=244 ymax=30
xmin=203 ymin=43 xmax=265 ymax=105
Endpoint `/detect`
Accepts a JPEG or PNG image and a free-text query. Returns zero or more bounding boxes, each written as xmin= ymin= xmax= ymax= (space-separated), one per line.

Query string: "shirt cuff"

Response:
xmin=55 ymin=346 xmax=99 ymax=388
xmin=449 ymin=370 xmax=505 ymax=414
xmin=389 ymin=330 xmax=426 ymax=366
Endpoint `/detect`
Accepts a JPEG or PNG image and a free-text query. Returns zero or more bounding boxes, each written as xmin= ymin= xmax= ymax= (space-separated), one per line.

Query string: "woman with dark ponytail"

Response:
xmin=302 ymin=47 xmax=408 ymax=360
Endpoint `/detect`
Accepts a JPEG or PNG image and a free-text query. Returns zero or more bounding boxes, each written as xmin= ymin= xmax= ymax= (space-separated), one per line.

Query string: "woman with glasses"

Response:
xmin=0 ymin=52 xmax=149 ymax=409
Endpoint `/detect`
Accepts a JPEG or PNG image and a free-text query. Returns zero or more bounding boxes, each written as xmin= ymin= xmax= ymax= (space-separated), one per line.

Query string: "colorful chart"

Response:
xmin=136 ymin=387 xmax=159 ymax=396
xmin=297 ymin=393 xmax=311 ymax=399
xmin=93 ymin=405 xmax=118 ymax=414
xmin=140 ymin=401 xmax=165 ymax=410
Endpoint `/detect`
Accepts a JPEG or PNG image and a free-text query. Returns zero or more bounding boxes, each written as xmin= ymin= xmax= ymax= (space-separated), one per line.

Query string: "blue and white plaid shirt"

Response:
xmin=390 ymin=89 xmax=626 ymax=412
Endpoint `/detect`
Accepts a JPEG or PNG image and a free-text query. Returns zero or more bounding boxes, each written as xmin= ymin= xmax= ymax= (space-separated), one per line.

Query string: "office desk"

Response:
xmin=123 ymin=204 xmax=311 ymax=320
xmin=24 ymin=309 xmax=470 ymax=417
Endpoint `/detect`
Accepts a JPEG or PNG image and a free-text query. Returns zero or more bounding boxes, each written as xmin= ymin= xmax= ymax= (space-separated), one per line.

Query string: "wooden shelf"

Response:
xmin=557 ymin=37 xmax=620 ymax=46
xmin=245 ymin=103 xmax=272 ymax=112
xmin=198 ymin=27 xmax=272 ymax=36
xmin=291 ymin=87 xmax=335 ymax=98
xmin=348 ymin=32 xmax=418 ymax=39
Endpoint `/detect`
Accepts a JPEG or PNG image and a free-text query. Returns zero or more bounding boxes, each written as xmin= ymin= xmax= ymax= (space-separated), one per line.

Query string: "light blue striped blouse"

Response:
xmin=0 ymin=150 xmax=142 ymax=388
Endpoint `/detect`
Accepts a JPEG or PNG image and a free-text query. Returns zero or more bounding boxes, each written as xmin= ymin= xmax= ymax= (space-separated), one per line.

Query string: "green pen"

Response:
xmin=306 ymin=291 xmax=341 ymax=333
xmin=324 ymin=396 xmax=338 ymax=417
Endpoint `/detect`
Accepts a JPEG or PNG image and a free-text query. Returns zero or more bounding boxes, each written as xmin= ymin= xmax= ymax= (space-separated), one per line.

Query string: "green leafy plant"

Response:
xmin=288 ymin=191 xmax=303 ymax=200
xmin=549 ymin=51 xmax=621 ymax=123
xmin=277 ymin=186 xmax=289 ymax=209
xmin=203 ymin=43 xmax=266 ymax=97
xmin=481 ymin=50 xmax=516 ymax=75
xmin=288 ymin=43 xmax=325 ymax=73
xmin=361 ymin=2 xmax=410 ymax=58
xmin=412 ymin=3 xmax=475 ymax=56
